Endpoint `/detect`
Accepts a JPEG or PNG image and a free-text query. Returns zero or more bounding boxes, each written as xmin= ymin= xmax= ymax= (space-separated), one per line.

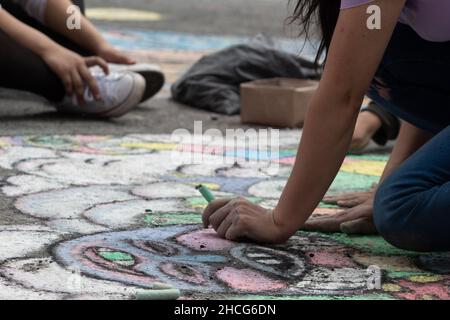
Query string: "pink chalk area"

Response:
xmin=176 ymin=229 xmax=234 ymax=251
xmin=75 ymin=135 xmax=107 ymax=142
xmin=397 ymin=281 xmax=450 ymax=300
xmin=76 ymin=146 xmax=105 ymax=154
xmin=307 ymin=249 xmax=357 ymax=268
xmin=277 ymin=157 xmax=295 ymax=165
xmin=216 ymin=267 xmax=286 ymax=292
xmin=342 ymin=158 xmax=358 ymax=164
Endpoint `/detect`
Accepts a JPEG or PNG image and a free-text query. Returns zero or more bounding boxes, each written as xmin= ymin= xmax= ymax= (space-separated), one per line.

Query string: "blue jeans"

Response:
xmin=368 ymin=24 xmax=450 ymax=252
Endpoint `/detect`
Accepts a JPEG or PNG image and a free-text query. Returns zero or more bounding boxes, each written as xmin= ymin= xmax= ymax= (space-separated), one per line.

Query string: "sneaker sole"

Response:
xmin=137 ymin=70 xmax=165 ymax=102
xmin=107 ymin=64 xmax=165 ymax=102
xmin=100 ymin=72 xmax=146 ymax=118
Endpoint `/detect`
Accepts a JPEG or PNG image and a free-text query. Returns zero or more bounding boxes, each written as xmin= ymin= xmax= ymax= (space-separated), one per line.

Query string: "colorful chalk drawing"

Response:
xmin=0 ymin=12 xmax=444 ymax=300
xmin=0 ymin=134 xmax=449 ymax=300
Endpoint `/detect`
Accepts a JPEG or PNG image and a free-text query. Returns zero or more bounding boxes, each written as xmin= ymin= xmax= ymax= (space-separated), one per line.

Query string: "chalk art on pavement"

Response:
xmin=0 ymin=134 xmax=448 ymax=300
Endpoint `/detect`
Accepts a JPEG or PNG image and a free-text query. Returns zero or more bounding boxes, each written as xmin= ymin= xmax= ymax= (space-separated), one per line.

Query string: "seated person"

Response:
xmin=0 ymin=0 xmax=164 ymax=117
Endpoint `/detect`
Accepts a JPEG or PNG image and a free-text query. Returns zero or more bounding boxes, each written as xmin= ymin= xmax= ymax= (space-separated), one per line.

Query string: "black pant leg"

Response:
xmin=0 ymin=30 xmax=66 ymax=102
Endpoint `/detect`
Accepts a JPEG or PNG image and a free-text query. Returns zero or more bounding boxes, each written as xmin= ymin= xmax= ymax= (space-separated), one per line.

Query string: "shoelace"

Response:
xmin=83 ymin=72 xmax=125 ymax=105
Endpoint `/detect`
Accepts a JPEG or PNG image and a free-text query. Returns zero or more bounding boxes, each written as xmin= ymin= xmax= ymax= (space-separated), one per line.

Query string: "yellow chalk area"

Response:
xmin=86 ymin=8 xmax=163 ymax=21
xmin=341 ymin=160 xmax=386 ymax=176
xmin=353 ymin=253 xmax=421 ymax=273
xmin=409 ymin=275 xmax=444 ymax=283
xmin=382 ymin=284 xmax=402 ymax=292
xmin=120 ymin=142 xmax=177 ymax=151
xmin=188 ymin=182 xmax=221 ymax=191
xmin=0 ymin=140 xmax=8 ymax=148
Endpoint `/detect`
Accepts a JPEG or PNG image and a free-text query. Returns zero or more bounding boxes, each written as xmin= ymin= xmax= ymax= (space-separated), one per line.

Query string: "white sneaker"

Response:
xmin=108 ymin=62 xmax=161 ymax=73
xmin=57 ymin=71 xmax=146 ymax=118
xmin=107 ymin=63 xmax=165 ymax=102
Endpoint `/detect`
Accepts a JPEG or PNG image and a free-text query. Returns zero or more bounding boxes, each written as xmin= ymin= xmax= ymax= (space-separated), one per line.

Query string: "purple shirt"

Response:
xmin=341 ymin=0 xmax=450 ymax=42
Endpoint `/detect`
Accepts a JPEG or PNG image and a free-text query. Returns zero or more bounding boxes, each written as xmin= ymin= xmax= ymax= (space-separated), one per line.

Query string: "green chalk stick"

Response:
xmin=152 ymin=282 xmax=175 ymax=290
xmin=135 ymin=288 xmax=181 ymax=300
xmin=196 ymin=184 xmax=215 ymax=203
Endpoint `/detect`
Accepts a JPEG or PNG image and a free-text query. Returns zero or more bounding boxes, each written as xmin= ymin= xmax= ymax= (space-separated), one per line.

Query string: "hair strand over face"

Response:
xmin=287 ymin=0 xmax=341 ymax=66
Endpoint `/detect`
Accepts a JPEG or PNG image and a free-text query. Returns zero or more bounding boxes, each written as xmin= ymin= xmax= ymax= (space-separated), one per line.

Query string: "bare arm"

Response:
xmin=274 ymin=0 xmax=406 ymax=236
xmin=321 ymin=122 xmax=432 ymax=209
xmin=43 ymin=0 xmax=105 ymax=53
xmin=304 ymin=121 xmax=433 ymax=234
xmin=0 ymin=8 xmax=108 ymax=102
xmin=202 ymin=0 xmax=407 ymax=243
xmin=43 ymin=0 xmax=134 ymax=64
xmin=0 ymin=7 xmax=60 ymax=56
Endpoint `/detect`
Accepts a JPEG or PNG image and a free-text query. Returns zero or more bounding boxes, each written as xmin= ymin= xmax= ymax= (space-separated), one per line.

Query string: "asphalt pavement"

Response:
xmin=0 ymin=0 xmax=294 ymax=136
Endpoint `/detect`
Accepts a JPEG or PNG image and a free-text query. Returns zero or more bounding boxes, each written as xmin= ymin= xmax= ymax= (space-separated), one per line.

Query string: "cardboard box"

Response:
xmin=240 ymin=78 xmax=318 ymax=128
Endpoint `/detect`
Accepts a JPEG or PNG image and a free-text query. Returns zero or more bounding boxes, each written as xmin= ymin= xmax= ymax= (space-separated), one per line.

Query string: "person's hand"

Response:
xmin=303 ymin=196 xmax=377 ymax=234
xmin=202 ymin=198 xmax=290 ymax=244
xmin=42 ymin=46 xmax=109 ymax=104
xmin=322 ymin=188 xmax=375 ymax=208
xmin=97 ymin=43 xmax=135 ymax=65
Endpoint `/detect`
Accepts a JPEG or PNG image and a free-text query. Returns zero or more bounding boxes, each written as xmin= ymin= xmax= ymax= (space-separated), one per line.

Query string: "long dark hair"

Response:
xmin=288 ymin=0 xmax=341 ymax=65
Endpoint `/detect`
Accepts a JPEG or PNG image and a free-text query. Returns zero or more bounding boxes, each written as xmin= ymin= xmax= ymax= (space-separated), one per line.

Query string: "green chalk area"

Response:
xmin=347 ymin=154 xmax=389 ymax=161
xmin=388 ymin=271 xmax=431 ymax=279
xmin=331 ymin=154 xmax=388 ymax=191
xmin=98 ymin=251 xmax=135 ymax=266
xmin=318 ymin=202 xmax=340 ymax=209
xmin=145 ymin=212 xmax=202 ymax=226
xmin=330 ymin=171 xmax=379 ymax=192
xmin=304 ymin=231 xmax=419 ymax=256
xmin=187 ymin=197 xmax=211 ymax=207
xmin=28 ymin=135 xmax=74 ymax=148
xmin=99 ymin=251 xmax=134 ymax=261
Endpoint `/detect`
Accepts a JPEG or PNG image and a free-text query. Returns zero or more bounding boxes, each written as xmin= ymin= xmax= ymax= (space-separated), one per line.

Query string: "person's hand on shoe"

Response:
xmin=202 ymin=198 xmax=289 ymax=244
xmin=42 ymin=46 xmax=109 ymax=104
xmin=97 ymin=43 xmax=136 ymax=65
xmin=303 ymin=195 xmax=378 ymax=235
